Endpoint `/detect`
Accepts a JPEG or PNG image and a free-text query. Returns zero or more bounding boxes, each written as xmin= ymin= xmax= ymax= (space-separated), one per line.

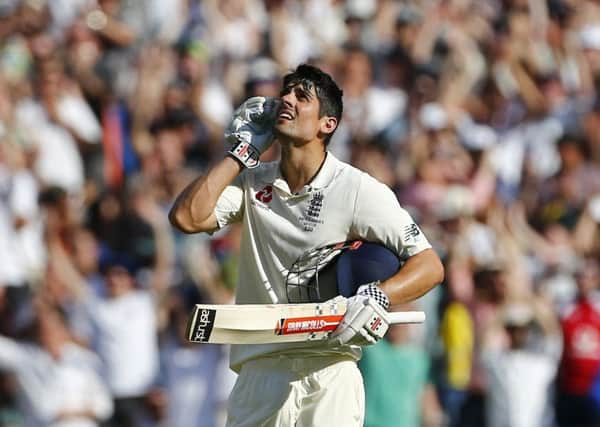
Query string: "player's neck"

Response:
xmin=280 ymin=142 xmax=327 ymax=194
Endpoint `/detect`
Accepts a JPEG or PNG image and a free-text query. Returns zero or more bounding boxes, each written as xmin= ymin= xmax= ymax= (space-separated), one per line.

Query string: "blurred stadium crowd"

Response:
xmin=1 ymin=0 xmax=600 ymax=426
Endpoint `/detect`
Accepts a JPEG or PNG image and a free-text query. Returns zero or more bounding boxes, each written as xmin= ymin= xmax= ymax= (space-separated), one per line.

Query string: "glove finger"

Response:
xmin=337 ymin=327 xmax=359 ymax=345
xmin=242 ymin=97 xmax=265 ymax=111
xmin=330 ymin=298 xmax=370 ymax=339
xmin=329 ymin=320 xmax=349 ymax=339
xmin=250 ymin=100 xmax=280 ymax=124
xmin=229 ymin=117 xmax=247 ymax=133
xmin=246 ymin=96 xmax=266 ymax=106
xmin=344 ymin=328 xmax=375 ymax=347
xmin=262 ymin=98 xmax=281 ymax=118
xmin=356 ymin=328 xmax=377 ymax=346
xmin=350 ymin=301 xmax=377 ymax=328
xmin=246 ymin=98 xmax=267 ymax=121
xmin=330 ymin=321 xmax=357 ymax=343
xmin=233 ymin=98 xmax=262 ymax=123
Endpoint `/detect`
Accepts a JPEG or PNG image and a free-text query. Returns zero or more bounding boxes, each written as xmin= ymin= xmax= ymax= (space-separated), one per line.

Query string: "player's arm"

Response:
xmin=350 ymin=175 xmax=444 ymax=306
xmin=169 ymin=157 xmax=243 ymax=233
xmin=379 ymin=248 xmax=444 ymax=306
xmin=330 ymin=177 xmax=444 ymax=346
xmin=169 ymin=96 xmax=281 ymax=233
xmin=329 ymin=251 xmax=442 ymax=347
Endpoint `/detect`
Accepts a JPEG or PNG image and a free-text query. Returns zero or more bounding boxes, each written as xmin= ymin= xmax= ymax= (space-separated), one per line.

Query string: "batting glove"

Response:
xmin=329 ymin=282 xmax=391 ymax=347
xmin=225 ymin=96 xmax=281 ymax=169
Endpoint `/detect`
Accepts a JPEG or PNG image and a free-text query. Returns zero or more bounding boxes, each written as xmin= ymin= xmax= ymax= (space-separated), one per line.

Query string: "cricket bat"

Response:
xmin=186 ymin=301 xmax=425 ymax=344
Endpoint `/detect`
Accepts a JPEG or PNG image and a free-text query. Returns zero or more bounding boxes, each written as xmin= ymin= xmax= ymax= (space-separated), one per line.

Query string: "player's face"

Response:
xmin=275 ymin=83 xmax=335 ymax=144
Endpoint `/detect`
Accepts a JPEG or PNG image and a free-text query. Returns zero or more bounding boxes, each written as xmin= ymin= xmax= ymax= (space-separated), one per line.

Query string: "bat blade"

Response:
xmin=186 ymin=302 xmax=425 ymax=344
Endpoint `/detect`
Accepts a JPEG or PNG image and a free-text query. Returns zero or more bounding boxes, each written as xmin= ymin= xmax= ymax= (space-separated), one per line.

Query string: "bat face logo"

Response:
xmin=275 ymin=315 xmax=344 ymax=335
xmin=189 ymin=309 xmax=216 ymax=342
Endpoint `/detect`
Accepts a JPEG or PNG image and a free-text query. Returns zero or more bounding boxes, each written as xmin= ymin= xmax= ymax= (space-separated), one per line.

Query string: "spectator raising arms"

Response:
xmin=0 ymin=0 xmax=600 ymax=426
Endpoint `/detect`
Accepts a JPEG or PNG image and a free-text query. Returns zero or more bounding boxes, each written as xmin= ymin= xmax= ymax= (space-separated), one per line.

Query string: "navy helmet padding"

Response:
xmin=336 ymin=242 xmax=401 ymax=297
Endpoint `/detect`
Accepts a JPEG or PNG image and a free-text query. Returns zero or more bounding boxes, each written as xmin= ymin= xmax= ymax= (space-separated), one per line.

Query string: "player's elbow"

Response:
xmin=168 ymin=205 xmax=216 ymax=234
xmin=168 ymin=206 xmax=199 ymax=234
xmin=431 ymin=252 xmax=445 ymax=285
xmin=168 ymin=205 xmax=189 ymax=232
xmin=421 ymin=248 xmax=445 ymax=287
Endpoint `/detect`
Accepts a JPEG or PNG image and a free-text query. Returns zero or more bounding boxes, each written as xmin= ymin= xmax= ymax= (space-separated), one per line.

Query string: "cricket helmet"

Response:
xmin=285 ymin=240 xmax=401 ymax=303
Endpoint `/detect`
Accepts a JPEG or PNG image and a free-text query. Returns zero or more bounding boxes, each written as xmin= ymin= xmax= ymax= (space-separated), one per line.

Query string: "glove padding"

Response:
xmin=329 ymin=283 xmax=391 ymax=347
xmin=225 ymin=96 xmax=281 ymax=169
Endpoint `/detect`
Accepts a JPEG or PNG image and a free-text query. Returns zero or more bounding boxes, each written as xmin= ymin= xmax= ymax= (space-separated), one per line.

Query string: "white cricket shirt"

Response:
xmin=213 ymin=152 xmax=432 ymax=370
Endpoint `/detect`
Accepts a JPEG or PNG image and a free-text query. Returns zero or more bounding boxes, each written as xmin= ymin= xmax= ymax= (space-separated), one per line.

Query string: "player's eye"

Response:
xmin=296 ymin=88 xmax=310 ymax=101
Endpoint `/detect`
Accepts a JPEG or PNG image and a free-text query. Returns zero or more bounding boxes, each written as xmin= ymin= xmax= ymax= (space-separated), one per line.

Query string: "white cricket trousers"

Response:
xmin=226 ymin=355 xmax=365 ymax=427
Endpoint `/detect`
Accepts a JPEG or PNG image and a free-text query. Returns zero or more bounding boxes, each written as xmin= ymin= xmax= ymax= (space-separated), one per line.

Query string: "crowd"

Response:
xmin=0 ymin=0 xmax=599 ymax=426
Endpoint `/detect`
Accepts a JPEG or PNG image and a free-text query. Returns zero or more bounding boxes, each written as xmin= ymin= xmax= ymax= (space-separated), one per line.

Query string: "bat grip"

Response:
xmin=387 ymin=311 xmax=426 ymax=324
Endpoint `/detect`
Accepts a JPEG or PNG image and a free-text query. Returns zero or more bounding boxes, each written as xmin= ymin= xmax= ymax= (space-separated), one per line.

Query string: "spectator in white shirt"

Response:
xmin=62 ymin=259 xmax=160 ymax=427
xmin=482 ymin=301 xmax=562 ymax=427
xmin=0 ymin=301 xmax=113 ymax=427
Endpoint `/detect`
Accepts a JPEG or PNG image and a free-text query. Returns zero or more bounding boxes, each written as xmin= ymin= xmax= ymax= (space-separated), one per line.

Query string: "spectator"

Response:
xmin=2 ymin=0 xmax=600 ymax=425
xmin=438 ymin=298 xmax=474 ymax=427
xmin=49 ymin=240 xmax=161 ymax=427
xmin=482 ymin=300 xmax=561 ymax=427
xmin=556 ymin=256 xmax=600 ymax=427
xmin=0 ymin=301 xmax=113 ymax=427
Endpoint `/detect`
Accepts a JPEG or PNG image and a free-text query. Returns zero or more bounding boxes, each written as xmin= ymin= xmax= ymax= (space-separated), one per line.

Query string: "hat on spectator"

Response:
xmin=502 ymin=303 xmax=534 ymax=328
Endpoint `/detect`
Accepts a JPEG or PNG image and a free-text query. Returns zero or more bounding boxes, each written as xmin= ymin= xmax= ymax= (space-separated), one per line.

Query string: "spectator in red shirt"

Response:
xmin=556 ymin=257 xmax=600 ymax=427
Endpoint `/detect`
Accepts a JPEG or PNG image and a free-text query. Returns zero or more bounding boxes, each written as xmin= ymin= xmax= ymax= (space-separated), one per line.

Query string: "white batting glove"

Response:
xmin=225 ymin=96 xmax=281 ymax=169
xmin=329 ymin=282 xmax=391 ymax=347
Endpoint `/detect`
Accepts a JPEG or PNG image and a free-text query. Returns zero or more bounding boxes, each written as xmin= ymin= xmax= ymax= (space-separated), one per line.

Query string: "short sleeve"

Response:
xmin=351 ymin=174 xmax=431 ymax=259
xmin=214 ymin=175 xmax=245 ymax=229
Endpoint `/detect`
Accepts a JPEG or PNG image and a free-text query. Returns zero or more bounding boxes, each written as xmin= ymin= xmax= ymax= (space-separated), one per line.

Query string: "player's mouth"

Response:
xmin=278 ymin=109 xmax=294 ymax=121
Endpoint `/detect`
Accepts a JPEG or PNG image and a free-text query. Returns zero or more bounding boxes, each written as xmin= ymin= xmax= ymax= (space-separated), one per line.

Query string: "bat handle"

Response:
xmin=387 ymin=311 xmax=426 ymax=324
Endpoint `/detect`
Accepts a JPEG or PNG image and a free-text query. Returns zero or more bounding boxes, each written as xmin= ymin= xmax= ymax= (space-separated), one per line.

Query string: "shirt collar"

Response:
xmin=272 ymin=151 xmax=339 ymax=197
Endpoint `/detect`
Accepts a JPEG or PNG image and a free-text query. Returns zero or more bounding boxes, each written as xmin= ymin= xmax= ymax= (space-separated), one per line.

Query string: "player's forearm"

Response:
xmin=379 ymin=248 xmax=444 ymax=305
xmin=169 ymin=156 xmax=242 ymax=233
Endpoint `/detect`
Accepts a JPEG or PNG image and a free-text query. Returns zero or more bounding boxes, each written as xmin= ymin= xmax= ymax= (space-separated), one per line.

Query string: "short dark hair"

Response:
xmin=281 ymin=64 xmax=343 ymax=144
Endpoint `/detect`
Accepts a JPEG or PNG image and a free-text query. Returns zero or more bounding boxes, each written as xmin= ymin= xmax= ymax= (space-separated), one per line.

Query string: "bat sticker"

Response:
xmin=189 ymin=308 xmax=216 ymax=342
xmin=275 ymin=315 xmax=344 ymax=335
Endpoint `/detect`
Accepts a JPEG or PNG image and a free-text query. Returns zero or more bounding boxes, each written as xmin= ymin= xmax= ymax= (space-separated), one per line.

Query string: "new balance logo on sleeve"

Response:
xmin=403 ymin=223 xmax=422 ymax=244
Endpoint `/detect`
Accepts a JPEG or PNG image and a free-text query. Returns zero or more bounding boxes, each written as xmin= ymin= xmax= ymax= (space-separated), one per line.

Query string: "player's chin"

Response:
xmin=273 ymin=125 xmax=290 ymax=139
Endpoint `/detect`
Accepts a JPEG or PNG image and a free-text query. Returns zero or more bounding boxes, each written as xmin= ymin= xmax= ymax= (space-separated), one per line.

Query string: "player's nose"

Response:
xmin=280 ymin=91 xmax=296 ymax=107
